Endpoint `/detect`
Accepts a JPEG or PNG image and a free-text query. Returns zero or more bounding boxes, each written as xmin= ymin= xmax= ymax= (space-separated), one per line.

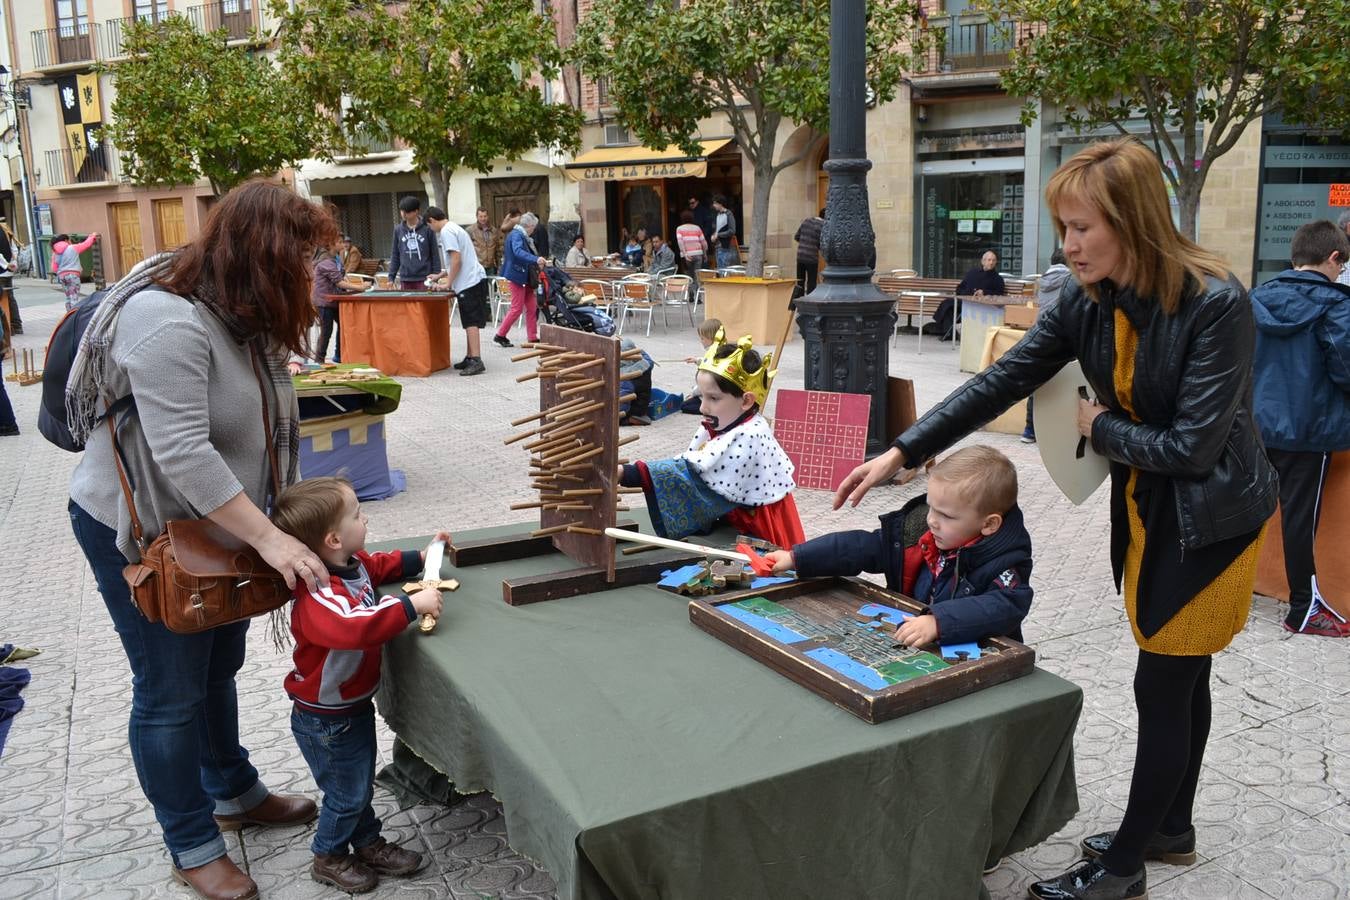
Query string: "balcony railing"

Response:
xmin=104 ymin=12 xmax=184 ymax=59
xmin=32 ymin=23 xmax=103 ymax=69
xmin=927 ymin=15 xmax=1021 ymax=74
xmin=44 ymin=145 xmax=123 ymax=188
xmin=186 ymin=0 xmax=260 ymax=43
xmin=339 ymin=130 xmax=397 ymax=158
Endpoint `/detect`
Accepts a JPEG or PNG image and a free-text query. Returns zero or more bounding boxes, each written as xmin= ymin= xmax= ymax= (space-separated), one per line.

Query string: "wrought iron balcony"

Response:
xmin=186 ymin=0 xmax=261 ymax=43
xmin=104 ymin=12 xmax=184 ymax=59
xmin=44 ymin=145 xmax=122 ymax=188
xmin=32 ymin=23 xmax=103 ymax=70
xmin=926 ymin=15 xmax=1022 ymax=74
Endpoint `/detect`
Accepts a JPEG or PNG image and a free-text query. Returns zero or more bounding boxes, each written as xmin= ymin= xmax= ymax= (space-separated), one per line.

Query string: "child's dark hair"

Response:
xmin=711 ymin=342 xmax=762 ymax=401
xmin=398 ymin=196 xmax=421 ymax=214
xmin=272 ymin=476 xmax=353 ymax=551
xmin=54 ymin=233 xmax=70 ymax=244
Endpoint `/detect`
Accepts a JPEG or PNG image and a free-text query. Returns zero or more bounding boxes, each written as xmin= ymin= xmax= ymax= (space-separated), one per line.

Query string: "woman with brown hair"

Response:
xmin=834 ymin=138 xmax=1276 ymax=900
xmin=66 ymin=180 xmax=339 ymax=900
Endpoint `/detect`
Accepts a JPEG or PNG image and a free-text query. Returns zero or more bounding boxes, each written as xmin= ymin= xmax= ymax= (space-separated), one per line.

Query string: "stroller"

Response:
xmin=539 ymin=266 xmax=615 ymax=336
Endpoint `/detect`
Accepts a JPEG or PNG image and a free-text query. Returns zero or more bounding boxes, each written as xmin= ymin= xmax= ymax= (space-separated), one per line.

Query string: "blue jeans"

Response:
xmin=291 ymin=705 xmax=381 ymax=855
xmin=716 ymin=247 xmax=739 ymax=270
xmin=68 ymin=500 xmax=268 ymax=869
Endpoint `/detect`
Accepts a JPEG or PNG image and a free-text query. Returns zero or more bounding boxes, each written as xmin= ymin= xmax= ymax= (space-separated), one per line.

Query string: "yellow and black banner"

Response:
xmin=58 ymin=73 xmax=103 ymax=175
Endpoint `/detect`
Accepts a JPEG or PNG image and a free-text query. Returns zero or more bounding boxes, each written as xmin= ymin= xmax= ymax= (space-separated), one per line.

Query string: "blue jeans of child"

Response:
xmin=68 ymin=500 xmax=269 ymax=869
xmin=291 ymin=705 xmax=382 ymax=856
xmin=715 ymin=247 xmax=739 ymax=270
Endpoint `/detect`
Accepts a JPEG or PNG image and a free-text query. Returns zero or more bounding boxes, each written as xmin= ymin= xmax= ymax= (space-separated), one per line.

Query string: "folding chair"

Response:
xmin=659 ymin=275 xmax=693 ymax=329
xmin=614 ymin=278 xmax=655 ymax=336
xmin=576 ymin=279 xmax=615 ymax=316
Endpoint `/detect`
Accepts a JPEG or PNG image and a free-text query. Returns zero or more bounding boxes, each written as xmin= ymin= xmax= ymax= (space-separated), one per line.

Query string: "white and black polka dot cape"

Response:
xmin=683 ymin=414 xmax=797 ymax=507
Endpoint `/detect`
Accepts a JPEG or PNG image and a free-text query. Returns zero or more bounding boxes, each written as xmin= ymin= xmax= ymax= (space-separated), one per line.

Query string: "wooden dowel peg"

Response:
xmin=618 ymin=486 xmax=644 ymax=494
xmin=562 ymin=488 xmax=604 ymax=496
xmin=617 ymin=433 xmax=640 ymax=447
xmin=618 ymin=393 xmax=637 ymax=404
xmin=615 ymin=504 xmax=631 ymax=511
xmin=557 ymin=357 xmax=604 ymax=377
xmin=550 ymin=443 xmax=600 ymax=467
xmin=530 ymin=523 xmax=572 ymax=537
xmin=621 ymin=543 xmax=658 ymax=555
xmin=553 ymin=400 xmax=605 ymax=422
xmin=566 ymin=525 xmax=604 ymax=536
xmin=504 ymin=422 xmax=549 ymax=445
xmin=510 ymin=349 xmax=551 ymax=362
xmin=509 ymin=500 xmax=550 ymax=510
xmin=522 ymin=342 xmax=569 ymax=352
xmin=552 ymin=503 xmax=593 ymax=511
xmin=558 ymin=379 xmax=605 ymax=398
xmin=561 ymin=445 xmax=605 ymax=466
xmin=620 ymin=349 xmax=643 ymax=360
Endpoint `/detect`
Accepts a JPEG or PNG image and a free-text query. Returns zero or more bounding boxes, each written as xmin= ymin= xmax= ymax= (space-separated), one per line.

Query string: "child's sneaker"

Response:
xmin=1020 ymin=427 xmax=1036 ymax=444
xmin=312 ymin=853 xmax=378 ymax=893
xmin=1080 ymin=824 xmax=1196 ymax=865
xmin=354 ymin=836 xmax=425 ymax=876
xmin=1284 ymin=609 xmax=1350 ymax=637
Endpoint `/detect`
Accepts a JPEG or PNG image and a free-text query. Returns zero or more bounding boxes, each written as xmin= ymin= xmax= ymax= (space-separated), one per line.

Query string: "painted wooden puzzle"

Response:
xmin=689 ymin=577 xmax=1035 ymax=723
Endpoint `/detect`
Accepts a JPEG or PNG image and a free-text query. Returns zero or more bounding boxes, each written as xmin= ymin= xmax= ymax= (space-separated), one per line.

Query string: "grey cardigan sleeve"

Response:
xmin=118 ymin=319 xmax=247 ymax=515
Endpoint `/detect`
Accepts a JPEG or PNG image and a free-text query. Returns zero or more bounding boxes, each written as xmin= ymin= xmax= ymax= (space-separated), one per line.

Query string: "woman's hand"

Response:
xmin=255 ymin=527 xmax=329 ymax=592
xmin=1077 ymin=397 xmax=1108 ymax=438
xmin=286 ymin=360 xmax=303 ymax=375
xmin=832 ymin=445 xmax=908 ymax=510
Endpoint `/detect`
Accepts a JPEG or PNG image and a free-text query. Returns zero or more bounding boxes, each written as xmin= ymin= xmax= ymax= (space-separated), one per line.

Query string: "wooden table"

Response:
xmin=330 ymin=291 xmax=452 ymax=377
xmin=1255 ymin=450 xmax=1350 ymax=620
xmin=957 ymin=294 xmax=1032 ymax=372
xmin=701 ymin=277 xmax=797 ymax=344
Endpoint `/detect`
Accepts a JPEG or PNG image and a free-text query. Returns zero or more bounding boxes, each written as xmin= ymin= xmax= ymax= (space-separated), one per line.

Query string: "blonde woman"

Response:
xmin=835 ymin=138 xmax=1275 ymax=900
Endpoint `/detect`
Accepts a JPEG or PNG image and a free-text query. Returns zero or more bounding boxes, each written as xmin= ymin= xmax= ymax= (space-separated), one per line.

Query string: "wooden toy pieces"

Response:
xmin=504 ymin=324 xmax=638 ymax=582
xmin=6 ymin=347 xmax=42 ymax=385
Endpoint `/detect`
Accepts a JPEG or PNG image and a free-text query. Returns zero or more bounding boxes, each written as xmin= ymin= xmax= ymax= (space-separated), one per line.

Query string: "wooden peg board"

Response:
xmin=505 ymin=323 xmax=628 ymax=582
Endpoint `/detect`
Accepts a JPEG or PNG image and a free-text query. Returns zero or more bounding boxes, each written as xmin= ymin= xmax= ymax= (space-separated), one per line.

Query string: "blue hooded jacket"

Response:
xmin=1250 ymin=269 xmax=1350 ymax=452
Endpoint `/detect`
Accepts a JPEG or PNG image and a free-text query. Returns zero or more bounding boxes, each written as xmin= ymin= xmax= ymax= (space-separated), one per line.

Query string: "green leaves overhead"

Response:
xmin=102 ymin=16 xmax=317 ymax=195
xmin=272 ymin=0 xmax=582 ymax=199
xmin=984 ymin=0 xmax=1350 ymax=236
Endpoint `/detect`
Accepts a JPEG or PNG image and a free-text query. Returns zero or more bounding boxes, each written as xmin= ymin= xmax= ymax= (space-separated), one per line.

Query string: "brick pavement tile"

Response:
xmin=1203 ymin=723 xmax=1350 ymax=817
xmin=1149 ymin=860 xmax=1280 ymax=899
xmin=1211 ymin=817 xmax=1350 ymax=900
xmin=983 ymin=857 xmax=1041 ymax=900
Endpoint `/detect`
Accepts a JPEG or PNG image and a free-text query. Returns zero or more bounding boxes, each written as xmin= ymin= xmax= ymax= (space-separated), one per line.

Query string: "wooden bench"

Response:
xmin=356 ymin=259 xmax=383 ymax=277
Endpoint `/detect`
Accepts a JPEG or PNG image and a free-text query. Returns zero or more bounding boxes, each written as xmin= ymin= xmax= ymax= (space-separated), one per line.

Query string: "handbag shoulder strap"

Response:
xmin=108 ymin=344 xmax=282 ymax=548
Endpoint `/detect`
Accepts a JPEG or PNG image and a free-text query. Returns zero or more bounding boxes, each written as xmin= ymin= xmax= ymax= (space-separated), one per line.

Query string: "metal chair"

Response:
xmin=576 ymin=279 xmax=615 ymax=315
xmin=762 ymin=264 xmax=781 ymax=279
xmin=490 ymin=276 xmax=513 ymax=329
xmin=659 ymin=275 xmax=693 ymax=329
xmin=614 ymin=278 xmax=656 ymax=336
xmin=888 ymin=268 xmax=918 ymax=278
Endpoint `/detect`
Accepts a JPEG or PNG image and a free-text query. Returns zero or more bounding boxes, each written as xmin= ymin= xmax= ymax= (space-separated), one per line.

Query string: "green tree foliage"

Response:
xmin=573 ymin=0 xmax=928 ymax=276
xmin=272 ymin=0 xmax=582 ymax=211
xmin=985 ymin=0 xmax=1350 ymax=238
xmin=102 ymin=16 xmax=316 ymax=196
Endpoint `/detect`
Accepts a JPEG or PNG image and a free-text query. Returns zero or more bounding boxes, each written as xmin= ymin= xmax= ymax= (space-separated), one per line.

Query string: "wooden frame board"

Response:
xmin=447 ymin=520 xmax=639 ymax=568
xmin=502 ymin=551 xmax=707 ymax=605
xmin=689 ymin=577 xmax=1035 ymax=723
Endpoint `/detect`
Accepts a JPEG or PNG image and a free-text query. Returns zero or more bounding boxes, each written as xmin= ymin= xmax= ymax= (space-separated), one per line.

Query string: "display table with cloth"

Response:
xmin=376 ymin=520 xmax=1082 ymax=900
xmin=293 ymin=365 xmax=405 ymax=501
xmin=1255 ymin=450 xmax=1350 ymax=620
xmin=330 ymin=291 xmax=452 ymax=377
xmin=977 ymin=325 xmax=1032 ymax=435
xmin=957 ymin=295 xmax=1029 ymax=372
xmin=701 ymin=277 xmax=798 ymax=344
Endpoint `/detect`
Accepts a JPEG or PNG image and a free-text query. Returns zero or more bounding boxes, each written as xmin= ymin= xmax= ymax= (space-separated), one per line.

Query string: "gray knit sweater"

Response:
xmin=69 ymin=289 xmax=295 ymax=563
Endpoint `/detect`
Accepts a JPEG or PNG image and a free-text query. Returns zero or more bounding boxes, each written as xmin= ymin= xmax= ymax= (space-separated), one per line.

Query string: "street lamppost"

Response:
xmin=0 ymin=65 xmax=37 ymax=263
xmin=793 ymin=0 xmax=896 ymax=456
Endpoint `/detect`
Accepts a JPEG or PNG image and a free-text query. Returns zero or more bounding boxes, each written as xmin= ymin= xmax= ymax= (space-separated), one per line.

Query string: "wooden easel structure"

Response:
xmin=449 ymin=324 xmax=704 ymax=605
xmin=5 ymin=348 xmax=42 ymax=386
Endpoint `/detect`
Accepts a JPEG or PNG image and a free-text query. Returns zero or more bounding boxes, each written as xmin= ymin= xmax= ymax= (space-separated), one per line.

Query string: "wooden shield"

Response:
xmin=1032 ymin=360 xmax=1109 ymax=505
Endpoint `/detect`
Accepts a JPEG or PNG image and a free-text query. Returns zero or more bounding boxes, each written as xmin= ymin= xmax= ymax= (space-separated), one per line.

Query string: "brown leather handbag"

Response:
xmin=114 ymin=348 xmax=292 ymax=633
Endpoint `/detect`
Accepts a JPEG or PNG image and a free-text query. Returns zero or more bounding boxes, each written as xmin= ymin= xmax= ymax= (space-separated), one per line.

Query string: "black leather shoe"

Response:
xmin=493 ymin=334 xmax=513 ymax=347
xmin=1028 ymin=859 xmax=1146 ymax=899
xmin=1081 ymin=825 xmax=1196 ymax=865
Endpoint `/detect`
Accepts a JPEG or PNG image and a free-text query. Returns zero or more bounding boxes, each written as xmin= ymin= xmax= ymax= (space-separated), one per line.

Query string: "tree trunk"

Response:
xmin=1175 ymin=168 xmax=1206 ymax=242
xmin=427 ymin=160 xmax=449 ymax=211
xmin=745 ymin=158 xmax=778 ymax=278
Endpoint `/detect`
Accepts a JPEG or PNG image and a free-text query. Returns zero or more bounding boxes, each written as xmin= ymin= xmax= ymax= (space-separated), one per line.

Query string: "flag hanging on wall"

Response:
xmin=57 ymin=73 xmax=104 ymax=177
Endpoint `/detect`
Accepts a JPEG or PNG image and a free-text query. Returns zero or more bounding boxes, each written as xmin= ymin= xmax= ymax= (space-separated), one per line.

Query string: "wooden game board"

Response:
xmin=772 ymin=390 xmax=871 ymax=490
xmin=689 ymin=577 xmax=1035 ymax=723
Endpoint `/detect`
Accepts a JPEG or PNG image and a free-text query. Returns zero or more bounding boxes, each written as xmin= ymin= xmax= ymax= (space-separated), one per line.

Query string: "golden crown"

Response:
xmin=697 ymin=328 xmax=776 ymax=407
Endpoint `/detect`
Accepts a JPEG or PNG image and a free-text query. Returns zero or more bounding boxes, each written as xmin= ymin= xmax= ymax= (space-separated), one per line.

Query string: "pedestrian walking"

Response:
xmin=51 ymin=232 xmax=99 ymax=310
xmin=493 ymin=212 xmax=548 ymax=347
xmin=793 ymin=209 xmax=825 ymax=296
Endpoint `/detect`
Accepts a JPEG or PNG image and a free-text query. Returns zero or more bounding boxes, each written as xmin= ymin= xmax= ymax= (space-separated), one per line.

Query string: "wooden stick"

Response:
xmin=557 ymin=357 xmax=604 ymax=377
xmin=617 ymin=433 xmax=640 ymax=447
xmin=618 ymin=393 xmax=636 ymax=404
xmin=504 ymin=422 xmax=551 ymax=445
xmin=620 ymin=349 xmax=643 ymax=360
xmin=615 ymin=504 xmax=631 ymax=511
xmin=509 ymin=500 xmax=552 ymax=510
xmin=510 ymin=348 xmax=551 ymax=362
xmin=618 ymin=486 xmax=644 ymax=494
xmin=509 ymin=394 xmax=590 ymax=427
xmin=530 ymin=523 xmax=572 ymax=537
xmin=566 ymin=525 xmax=604 ymax=536
xmin=560 ymin=445 xmax=605 ymax=466
xmin=621 ymin=543 xmax=658 ymax=555
xmin=525 ymin=423 xmax=593 ymax=451
xmin=552 ymin=401 xmax=605 ymax=422
xmin=549 ymin=442 xmax=600 ymax=466
xmin=551 ymin=503 xmax=593 ymax=511
xmin=768 ymin=291 xmax=796 ymax=400
xmin=521 ymin=342 xmax=569 ymax=352
xmin=541 ymin=440 xmax=586 ymax=463
xmin=604 ymin=528 xmax=752 ymax=563
xmin=562 ymin=488 xmax=604 ymax=496
xmin=558 ymin=378 xmax=605 ymax=398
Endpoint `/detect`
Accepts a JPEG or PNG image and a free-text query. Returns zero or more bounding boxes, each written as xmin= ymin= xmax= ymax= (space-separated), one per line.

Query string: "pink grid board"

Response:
xmin=773 ymin=390 xmax=872 ymax=490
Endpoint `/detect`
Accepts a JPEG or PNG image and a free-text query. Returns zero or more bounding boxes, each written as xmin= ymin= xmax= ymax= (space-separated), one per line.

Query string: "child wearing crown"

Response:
xmin=618 ymin=329 xmax=805 ymax=549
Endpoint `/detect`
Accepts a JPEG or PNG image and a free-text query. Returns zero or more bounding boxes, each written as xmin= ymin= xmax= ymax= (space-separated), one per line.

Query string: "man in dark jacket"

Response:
xmin=1250 ymin=219 xmax=1350 ymax=637
xmin=931 ymin=249 xmax=1007 ymax=338
xmin=388 ymin=196 xmax=441 ymax=290
xmin=769 ymin=446 xmax=1033 ymax=646
xmin=793 ymin=209 xmax=825 ymax=297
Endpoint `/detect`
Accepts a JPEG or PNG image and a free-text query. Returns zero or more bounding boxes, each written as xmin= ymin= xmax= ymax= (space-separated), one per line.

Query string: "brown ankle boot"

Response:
xmin=214 ymin=792 xmax=318 ymax=831
xmin=311 ymin=853 xmax=378 ymax=894
xmin=354 ymin=836 xmax=426 ymax=876
xmin=171 ymin=856 xmax=259 ymax=900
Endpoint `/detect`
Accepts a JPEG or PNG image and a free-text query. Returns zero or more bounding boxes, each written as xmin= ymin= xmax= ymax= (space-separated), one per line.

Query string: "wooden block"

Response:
xmin=502 ymin=551 xmax=706 ymax=605
xmin=886 ymin=376 xmax=917 ymax=444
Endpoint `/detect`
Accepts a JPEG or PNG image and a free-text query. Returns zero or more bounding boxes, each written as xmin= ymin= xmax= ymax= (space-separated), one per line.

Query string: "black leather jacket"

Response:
xmin=895 ymin=274 xmax=1277 ymax=550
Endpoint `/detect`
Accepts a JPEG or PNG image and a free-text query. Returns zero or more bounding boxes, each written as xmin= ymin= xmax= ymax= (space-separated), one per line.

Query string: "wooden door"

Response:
xmin=618 ymin=180 xmax=665 ymax=241
xmin=153 ymin=198 xmax=187 ymax=250
xmin=479 ymin=176 xmax=549 ymax=228
xmin=111 ymin=202 xmax=144 ymax=278
xmin=216 ymin=0 xmax=254 ymax=40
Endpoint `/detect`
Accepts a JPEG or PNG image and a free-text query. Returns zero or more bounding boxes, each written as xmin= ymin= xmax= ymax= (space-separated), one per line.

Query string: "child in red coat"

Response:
xmin=272 ymin=477 xmax=447 ymax=894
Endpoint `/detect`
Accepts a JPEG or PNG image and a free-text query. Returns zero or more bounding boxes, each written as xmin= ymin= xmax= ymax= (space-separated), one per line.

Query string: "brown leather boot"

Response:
xmin=311 ymin=853 xmax=378 ymax=894
xmin=171 ymin=856 xmax=259 ymax=900
xmin=214 ymin=792 xmax=318 ymax=831
xmin=354 ymin=836 xmax=426 ymax=876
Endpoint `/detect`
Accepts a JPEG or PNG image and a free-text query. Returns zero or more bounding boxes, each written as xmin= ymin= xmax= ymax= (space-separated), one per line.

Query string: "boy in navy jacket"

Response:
xmin=272 ymin=476 xmax=448 ymax=893
xmin=766 ymin=445 xmax=1033 ymax=647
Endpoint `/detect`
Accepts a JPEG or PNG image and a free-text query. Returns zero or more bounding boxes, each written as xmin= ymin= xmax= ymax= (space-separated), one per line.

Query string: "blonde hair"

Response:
xmin=697 ymin=318 xmax=723 ymax=342
xmin=272 ymin=477 xmax=353 ymax=551
xmin=930 ymin=446 xmax=1018 ymax=516
xmin=1044 ymin=138 xmax=1229 ymax=314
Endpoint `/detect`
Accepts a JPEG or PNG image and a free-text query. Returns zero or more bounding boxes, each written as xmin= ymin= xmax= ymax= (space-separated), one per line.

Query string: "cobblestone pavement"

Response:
xmin=1 ymin=281 xmax=1347 ymax=899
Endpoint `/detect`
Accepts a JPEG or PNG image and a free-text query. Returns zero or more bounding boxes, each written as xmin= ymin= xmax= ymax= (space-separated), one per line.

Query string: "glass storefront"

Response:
xmin=919 ymin=169 xmax=1024 ymax=278
xmin=1255 ymin=131 xmax=1350 ymax=284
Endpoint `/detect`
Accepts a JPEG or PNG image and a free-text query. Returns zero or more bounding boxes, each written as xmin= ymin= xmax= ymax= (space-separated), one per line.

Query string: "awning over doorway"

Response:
xmin=563 ymin=139 xmax=733 ymax=183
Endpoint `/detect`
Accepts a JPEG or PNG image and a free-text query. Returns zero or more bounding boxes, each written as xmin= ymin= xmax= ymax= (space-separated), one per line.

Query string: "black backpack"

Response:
xmin=38 ymin=289 xmax=127 ymax=451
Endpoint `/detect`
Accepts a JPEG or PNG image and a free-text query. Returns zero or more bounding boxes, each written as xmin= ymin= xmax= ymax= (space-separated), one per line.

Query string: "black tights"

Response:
xmin=1099 ymin=649 xmax=1212 ymax=875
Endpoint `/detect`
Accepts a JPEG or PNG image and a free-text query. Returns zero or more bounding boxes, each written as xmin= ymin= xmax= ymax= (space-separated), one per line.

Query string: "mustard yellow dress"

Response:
xmin=1113 ymin=309 xmax=1265 ymax=655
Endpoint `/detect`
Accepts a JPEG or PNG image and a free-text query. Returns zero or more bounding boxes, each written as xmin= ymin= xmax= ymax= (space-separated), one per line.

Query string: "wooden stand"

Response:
xmin=5 ymin=347 xmax=42 ymax=386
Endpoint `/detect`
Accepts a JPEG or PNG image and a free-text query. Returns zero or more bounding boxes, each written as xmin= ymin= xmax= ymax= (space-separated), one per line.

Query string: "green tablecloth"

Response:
xmin=292 ymin=364 xmax=402 ymax=416
xmin=376 ymin=523 xmax=1081 ymax=900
